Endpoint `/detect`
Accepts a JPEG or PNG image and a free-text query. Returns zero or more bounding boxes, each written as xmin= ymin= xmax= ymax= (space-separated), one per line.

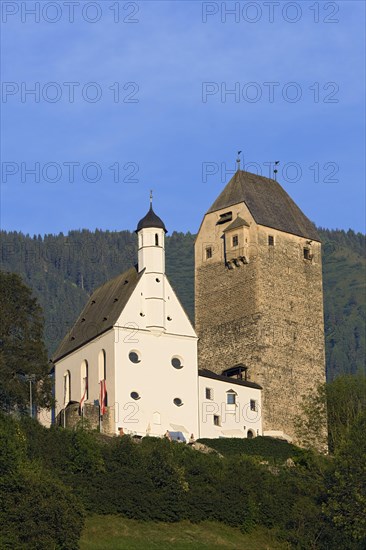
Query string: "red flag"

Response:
xmin=80 ymin=378 xmax=87 ymax=413
xmin=100 ymin=380 xmax=107 ymax=416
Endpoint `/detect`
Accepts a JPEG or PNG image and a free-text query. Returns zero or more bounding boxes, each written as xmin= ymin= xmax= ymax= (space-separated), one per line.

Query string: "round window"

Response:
xmin=171 ymin=357 xmax=183 ymax=369
xmin=129 ymin=351 xmax=140 ymax=364
xmin=173 ymin=397 xmax=183 ymax=407
xmin=130 ymin=391 xmax=140 ymax=400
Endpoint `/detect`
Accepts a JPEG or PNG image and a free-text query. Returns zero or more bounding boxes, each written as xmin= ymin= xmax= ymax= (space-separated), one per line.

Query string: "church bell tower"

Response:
xmin=136 ymin=195 xmax=167 ymax=331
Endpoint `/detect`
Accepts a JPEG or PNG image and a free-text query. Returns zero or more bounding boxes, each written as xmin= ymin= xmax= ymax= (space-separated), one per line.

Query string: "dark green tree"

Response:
xmin=325 ymin=411 xmax=366 ymax=545
xmin=0 ymin=271 xmax=52 ymax=413
xmin=295 ymin=374 xmax=366 ymax=453
xmin=0 ymin=413 xmax=85 ymax=550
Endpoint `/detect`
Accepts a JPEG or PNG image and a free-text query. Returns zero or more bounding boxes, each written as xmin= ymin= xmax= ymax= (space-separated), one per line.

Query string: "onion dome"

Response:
xmin=136 ymin=205 xmax=167 ymax=233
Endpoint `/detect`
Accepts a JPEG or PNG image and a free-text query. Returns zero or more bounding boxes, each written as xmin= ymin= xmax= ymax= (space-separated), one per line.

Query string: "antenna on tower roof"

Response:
xmin=273 ymin=161 xmax=280 ymax=181
xmin=236 ymin=151 xmax=242 ymax=171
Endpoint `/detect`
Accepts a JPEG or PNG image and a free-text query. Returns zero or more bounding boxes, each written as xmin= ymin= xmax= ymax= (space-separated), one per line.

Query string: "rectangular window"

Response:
xmin=250 ymin=399 xmax=257 ymax=412
xmin=213 ymin=415 xmax=221 ymax=426
xmin=227 ymin=393 xmax=236 ymax=405
xmin=205 ymin=387 xmax=213 ymax=400
xmin=268 ymin=235 xmax=274 ymax=246
xmin=206 ymin=247 xmax=212 ymax=259
xmin=232 ymin=235 xmax=239 ymax=247
xmin=303 ymin=247 xmax=312 ymax=260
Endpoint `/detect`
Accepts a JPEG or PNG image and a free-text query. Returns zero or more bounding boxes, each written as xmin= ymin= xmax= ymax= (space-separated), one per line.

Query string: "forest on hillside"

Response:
xmin=0 ymin=228 xmax=365 ymax=380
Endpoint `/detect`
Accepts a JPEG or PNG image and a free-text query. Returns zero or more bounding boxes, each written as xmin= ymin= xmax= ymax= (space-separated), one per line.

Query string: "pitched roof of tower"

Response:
xmin=136 ymin=205 xmax=167 ymax=233
xmin=223 ymin=215 xmax=250 ymax=232
xmin=207 ymin=170 xmax=320 ymax=241
xmin=53 ymin=266 xmax=144 ymax=362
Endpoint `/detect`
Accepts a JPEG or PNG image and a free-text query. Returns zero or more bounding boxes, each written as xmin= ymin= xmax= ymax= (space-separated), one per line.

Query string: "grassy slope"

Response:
xmin=80 ymin=516 xmax=289 ymax=550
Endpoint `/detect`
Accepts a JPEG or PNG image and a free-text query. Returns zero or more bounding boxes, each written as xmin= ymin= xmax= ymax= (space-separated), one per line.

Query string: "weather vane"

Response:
xmin=150 ymin=189 xmax=153 ymax=206
xmin=236 ymin=151 xmax=242 ymax=171
xmin=273 ymin=161 xmax=280 ymax=181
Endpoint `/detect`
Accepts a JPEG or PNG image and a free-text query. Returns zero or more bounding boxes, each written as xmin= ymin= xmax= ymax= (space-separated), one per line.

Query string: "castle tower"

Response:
xmin=195 ymin=170 xmax=327 ymax=449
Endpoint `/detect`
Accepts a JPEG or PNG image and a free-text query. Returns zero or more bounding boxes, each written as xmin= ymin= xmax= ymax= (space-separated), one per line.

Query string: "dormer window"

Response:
xmin=232 ymin=235 xmax=238 ymax=247
xmin=216 ymin=211 xmax=232 ymax=225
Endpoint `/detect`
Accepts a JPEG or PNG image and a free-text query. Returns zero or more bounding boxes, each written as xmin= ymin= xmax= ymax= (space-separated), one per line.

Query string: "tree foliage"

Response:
xmin=296 ymin=374 xmax=366 ymax=453
xmin=2 ymin=409 xmax=365 ymax=549
xmin=0 ymin=271 xmax=52 ymax=412
xmin=324 ymin=411 xmax=366 ymax=544
xmin=0 ymin=413 xmax=85 ymax=549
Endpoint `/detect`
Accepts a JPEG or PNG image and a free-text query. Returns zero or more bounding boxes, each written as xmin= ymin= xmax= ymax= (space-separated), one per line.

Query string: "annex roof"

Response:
xmin=198 ymin=369 xmax=262 ymax=390
xmin=207 ymin=170 xmax=320 ymax=241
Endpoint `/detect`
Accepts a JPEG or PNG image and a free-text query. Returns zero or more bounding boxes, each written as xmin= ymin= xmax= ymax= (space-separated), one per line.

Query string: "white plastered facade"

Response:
xmin=198 ymin=375 xmax=262 ymax=439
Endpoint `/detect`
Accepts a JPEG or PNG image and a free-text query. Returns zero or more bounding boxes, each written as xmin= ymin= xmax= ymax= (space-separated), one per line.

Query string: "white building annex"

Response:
xmin=53 ymin=200 xmax=262 ymax=441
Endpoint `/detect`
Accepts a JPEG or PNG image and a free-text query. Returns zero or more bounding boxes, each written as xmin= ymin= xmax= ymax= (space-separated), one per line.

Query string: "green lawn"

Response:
xmin=80 ymin=515 xmax=289 ymax=549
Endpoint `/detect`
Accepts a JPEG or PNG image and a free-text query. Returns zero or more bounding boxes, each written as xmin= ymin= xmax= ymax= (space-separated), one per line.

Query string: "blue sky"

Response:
xmin=1 ymin=0 xmax=365 ymax=235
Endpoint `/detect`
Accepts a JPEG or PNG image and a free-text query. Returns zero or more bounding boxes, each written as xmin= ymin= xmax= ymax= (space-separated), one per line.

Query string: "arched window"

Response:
xmin=98 ymin=349 xmax=106 ymax=381
xmin=155 ymin=233 xmax=159 ymax=246
xmin=153 ymin=411 xmax=161 ymax=425
xmin=247 ymin=429 xmax=254 ymax=439
xmin=63 ymin=371 xmax=71 ymax=405
xmin=81 ymin=360 xmax=88 ymax=401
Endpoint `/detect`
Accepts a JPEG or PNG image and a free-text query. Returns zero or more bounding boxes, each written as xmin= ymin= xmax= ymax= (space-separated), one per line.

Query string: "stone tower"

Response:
xmin=195 ymin=170 xmax=327 ymax=448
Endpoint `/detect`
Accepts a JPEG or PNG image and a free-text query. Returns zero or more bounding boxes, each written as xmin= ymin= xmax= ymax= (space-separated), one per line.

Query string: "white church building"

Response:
xmin=53 ymin=202 xmax=262 ymax=440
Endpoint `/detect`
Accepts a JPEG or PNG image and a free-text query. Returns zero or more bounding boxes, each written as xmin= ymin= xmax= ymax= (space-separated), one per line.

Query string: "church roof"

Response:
xmin=53 ymin=266 xmax=144 ymax=362
xmin=223 ymin=215 xmax=250 ymax=232
xmin=198 ymin=369 xmax=262 ymax=390
xmin=207 ymin=171 xmax=320 ymax=241
xmin=136 ymin=205 xmax=167 ymax=233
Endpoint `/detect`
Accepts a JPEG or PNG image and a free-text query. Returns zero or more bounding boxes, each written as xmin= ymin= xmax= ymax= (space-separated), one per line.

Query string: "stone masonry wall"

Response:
xmin=56 ymin=402 xmax=116 ymax=435
xmin=195 ymin=215 xmax=327 ymax=450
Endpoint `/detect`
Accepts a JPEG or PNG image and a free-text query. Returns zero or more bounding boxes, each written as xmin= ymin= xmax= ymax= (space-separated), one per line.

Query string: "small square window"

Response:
xmin=268 ymin=235 xmax=274 ymax=246
xmin=213 ymin=415 xmax=221 ymax=426
xmin=205 ymin=387 xmax=213 ymax=400
xmin=206 ymin=247 xmax=212 ymax=259
xmin=232 ymin=235 xmax=238 ymax=247
xmin=250 ymin=399 xmax=257 ymax=412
